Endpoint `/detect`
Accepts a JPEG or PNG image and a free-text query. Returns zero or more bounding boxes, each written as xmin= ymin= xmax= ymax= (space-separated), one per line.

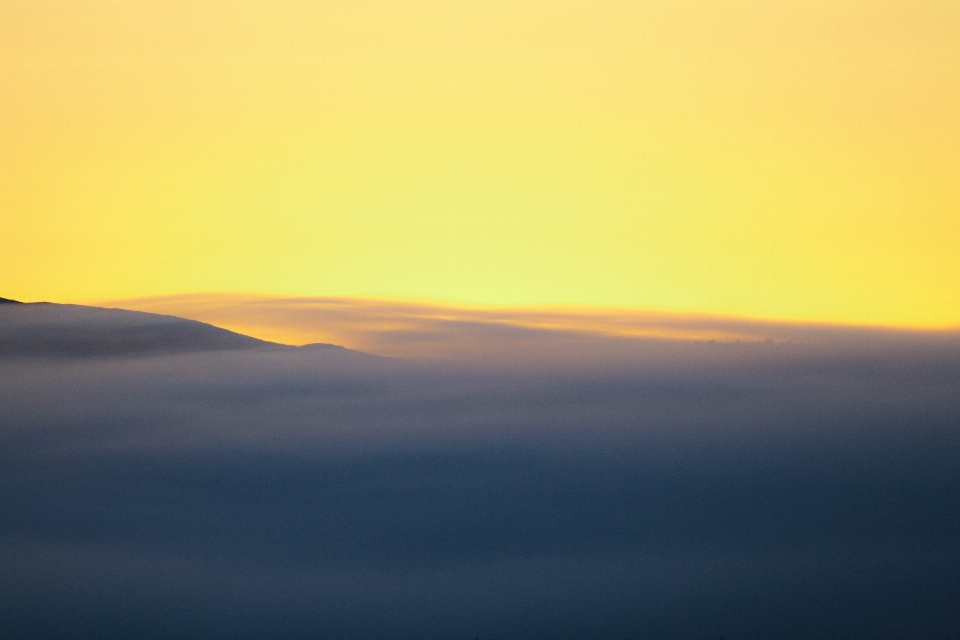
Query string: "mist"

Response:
xmin=2 ymin=304 xmax=959 ymax=638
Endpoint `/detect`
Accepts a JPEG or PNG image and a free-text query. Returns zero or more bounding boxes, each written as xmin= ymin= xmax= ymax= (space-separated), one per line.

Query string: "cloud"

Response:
xmin=2 ymin=304 xmax=960 ymax=637
xmin=101 ymin=293 xmax=960 ymax=365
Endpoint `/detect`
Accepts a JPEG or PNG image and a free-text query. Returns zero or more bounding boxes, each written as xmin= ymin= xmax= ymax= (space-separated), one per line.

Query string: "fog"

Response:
xmin=2 ymin=304 xmax=959 ymax=638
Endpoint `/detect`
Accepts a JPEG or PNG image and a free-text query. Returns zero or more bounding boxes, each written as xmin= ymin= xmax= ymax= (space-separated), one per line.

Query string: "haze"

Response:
xmin=2 ymin=302 xmax=960 ymax=638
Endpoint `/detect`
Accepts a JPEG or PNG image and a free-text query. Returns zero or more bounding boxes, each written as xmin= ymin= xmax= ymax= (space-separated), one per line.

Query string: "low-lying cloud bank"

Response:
xmin=102 ymin=292 xmax=960 ymax=363
xmin=2 ymin=303 xmax=959 ymax=638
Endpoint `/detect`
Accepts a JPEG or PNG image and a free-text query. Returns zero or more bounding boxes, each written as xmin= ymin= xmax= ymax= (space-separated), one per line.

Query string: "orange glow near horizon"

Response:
xmin=104 ymin=293 xmax=765 ymax=350
xmin=99 ymin=293 xmax=957 ymax=360
xmin=2 ymin=2 xmax=959 ymax=328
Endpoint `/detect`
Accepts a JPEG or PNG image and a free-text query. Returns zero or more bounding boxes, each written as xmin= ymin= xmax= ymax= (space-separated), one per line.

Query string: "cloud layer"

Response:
xmin=2 ymin=304 xmax=960 ymax=638
xmin=105 ymin=293 xmax=960 ymax=364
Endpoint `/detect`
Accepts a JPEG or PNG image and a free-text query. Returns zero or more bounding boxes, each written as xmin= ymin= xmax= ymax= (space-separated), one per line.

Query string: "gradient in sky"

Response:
xmin=1 ymin=1 xmax=958 ymax=327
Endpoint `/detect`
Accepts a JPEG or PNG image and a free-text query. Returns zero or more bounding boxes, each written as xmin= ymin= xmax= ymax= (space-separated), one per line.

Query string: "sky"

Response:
xmin=2 ymin=1 xmax=959 ymax=327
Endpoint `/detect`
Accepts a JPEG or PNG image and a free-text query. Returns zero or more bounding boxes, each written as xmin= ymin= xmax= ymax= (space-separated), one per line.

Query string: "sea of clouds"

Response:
xmin=2 ymin=303 xmax=959 ymax=638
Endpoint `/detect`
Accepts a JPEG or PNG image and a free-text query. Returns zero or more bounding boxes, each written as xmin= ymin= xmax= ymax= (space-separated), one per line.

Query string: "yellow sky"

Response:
xmin=2 ymin=1 xmax=958 ymax=327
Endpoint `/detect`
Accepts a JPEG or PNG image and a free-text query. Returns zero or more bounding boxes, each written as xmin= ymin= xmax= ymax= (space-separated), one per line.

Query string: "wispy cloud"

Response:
xmin=100 ymin=293 xmax=958 ymax=362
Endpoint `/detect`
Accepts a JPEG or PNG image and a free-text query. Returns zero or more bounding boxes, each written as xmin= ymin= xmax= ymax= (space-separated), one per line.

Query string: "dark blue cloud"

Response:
xmin=1 ymin=305 xmax=959 ymax=638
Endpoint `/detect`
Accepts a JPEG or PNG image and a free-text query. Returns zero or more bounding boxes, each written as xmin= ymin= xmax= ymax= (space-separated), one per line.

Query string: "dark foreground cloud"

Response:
xmin=1 ymin=304 xmax=960 ymax=638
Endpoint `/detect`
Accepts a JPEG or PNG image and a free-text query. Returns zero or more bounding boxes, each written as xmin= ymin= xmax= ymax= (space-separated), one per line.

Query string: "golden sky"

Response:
xmin=2 ymin=1 xmax=958 ymax=327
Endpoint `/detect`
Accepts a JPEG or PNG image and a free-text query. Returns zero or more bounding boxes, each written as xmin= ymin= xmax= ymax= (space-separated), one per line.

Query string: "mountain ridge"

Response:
xmin=0 ymin=302 xmax=372 ymax=360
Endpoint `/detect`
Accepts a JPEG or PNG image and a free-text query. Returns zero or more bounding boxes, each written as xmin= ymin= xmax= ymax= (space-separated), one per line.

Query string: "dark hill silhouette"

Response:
xmin=0 ymin=303 xmax=283 ymax=359
xmin=0 ymin=296 xmax=22 ymax=304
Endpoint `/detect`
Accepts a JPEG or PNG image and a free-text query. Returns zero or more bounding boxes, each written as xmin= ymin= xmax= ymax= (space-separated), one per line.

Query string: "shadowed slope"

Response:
xmin=0 ymin=303 xmax=281 ymax=359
